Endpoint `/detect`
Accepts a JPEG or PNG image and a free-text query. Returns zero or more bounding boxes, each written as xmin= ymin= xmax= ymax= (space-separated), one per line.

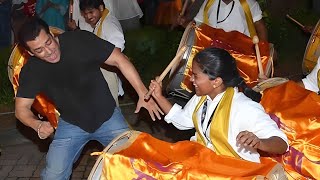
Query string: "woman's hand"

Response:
xmin=149 ymin=77 xmax=163 ymax=99
xmin=236 ymin=130 xmax=260 ymax=149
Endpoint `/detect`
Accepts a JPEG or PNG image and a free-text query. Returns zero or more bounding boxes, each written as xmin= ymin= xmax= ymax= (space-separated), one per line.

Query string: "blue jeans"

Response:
xmin=41 ymin=107 xmax=129 ymax=180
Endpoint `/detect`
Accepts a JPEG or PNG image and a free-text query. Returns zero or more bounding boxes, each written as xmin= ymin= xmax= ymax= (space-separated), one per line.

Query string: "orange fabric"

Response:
xmin=181 ymin=23 xmax=270 ymax=91
xmin=10 ymin=45 xmax=58 ymax=128
xmin=154 ymin=0 xmax=182 ymax=25
xmin=260 ymin=81 xmax=320 ymax=179
xmin=102 ymin=132 xmax=281 ymax=179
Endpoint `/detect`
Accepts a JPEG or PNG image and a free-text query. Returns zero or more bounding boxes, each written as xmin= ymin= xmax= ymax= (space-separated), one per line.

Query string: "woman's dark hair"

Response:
xmin=80 ymin=0 xmax=105 ymax=11
xmin=18 ymin=17 xmax=50 ymax=51
xmin=194 ymin=47 xmax=262 ymax=102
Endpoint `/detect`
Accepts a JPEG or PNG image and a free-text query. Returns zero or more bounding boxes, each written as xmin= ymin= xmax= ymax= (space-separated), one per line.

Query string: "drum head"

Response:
xmin=88 ymin=130 xmax=141 ymax=180
xmin=252 ymin=77 xmax=289 ymax=92
xmin=302 ymin=19 xmax=320 ymax=75
xmin=169 ymin=22 xmax=195 ymax=77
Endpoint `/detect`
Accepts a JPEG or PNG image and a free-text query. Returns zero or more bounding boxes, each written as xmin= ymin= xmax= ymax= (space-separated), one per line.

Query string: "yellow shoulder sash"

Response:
xmin=192 ymin=88 xmax=240 ymax=158
xmin=96 ymin=8 xmax=109 ymax=38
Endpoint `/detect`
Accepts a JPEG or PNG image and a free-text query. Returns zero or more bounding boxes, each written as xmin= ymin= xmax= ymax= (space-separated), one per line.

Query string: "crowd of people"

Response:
xmin=6 ymin=0 xmax=320 ymax=179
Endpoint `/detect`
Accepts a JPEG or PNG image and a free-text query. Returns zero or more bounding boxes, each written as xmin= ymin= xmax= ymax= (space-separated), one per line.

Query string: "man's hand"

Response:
xmin=37 ymin=121 xmax=55 ymax=139
xmin=135 ymin=97 xmax=163 ymax=121
xmin=67 ymin=19 xmax=78 ymax=31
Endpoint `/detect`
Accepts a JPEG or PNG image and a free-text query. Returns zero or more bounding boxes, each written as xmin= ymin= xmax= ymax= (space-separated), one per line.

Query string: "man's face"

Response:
xmin=26 ymin=29 xmax=61 ymax=63
xmin=82 ymin=6 xmax=103 ymax=27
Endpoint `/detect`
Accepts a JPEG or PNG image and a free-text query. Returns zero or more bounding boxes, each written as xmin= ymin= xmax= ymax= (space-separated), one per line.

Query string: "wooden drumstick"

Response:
xmin=180 ymin=0 xmax=189 ymax=16
xmin=144 ymin=45 xmax=188 ymax=100
xmin=252 ymin=36 xmax=267 ymax=80
xmin=170 ymin=0 xmax=189 ymax=30
xmin=69 ymin=0 xmax=74 ymax=22
xmin=286 ymin=14 xmax=305 ymax=28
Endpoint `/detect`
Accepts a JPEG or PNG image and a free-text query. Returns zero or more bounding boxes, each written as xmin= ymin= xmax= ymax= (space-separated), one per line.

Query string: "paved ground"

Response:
xmin=0 ymin=97 xmax=194 ymax=180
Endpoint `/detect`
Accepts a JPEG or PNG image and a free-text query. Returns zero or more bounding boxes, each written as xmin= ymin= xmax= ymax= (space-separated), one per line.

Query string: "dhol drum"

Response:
xmin=167 ymin=23 xmax=275 ymax=100
xmin=167 ymin=22 xmax=196 ymax=100
xmin=7 ymin=26 xmax=63 ymax=128
xmin=252 ymin=77 xmax=289 ymax=92
xmin=89 ymin=130 xmax=287 ymax=180
xmin=88 ymin=131 xmax=139 ymax=180
xmin=302 ymin=19 xmax=320 ymax=75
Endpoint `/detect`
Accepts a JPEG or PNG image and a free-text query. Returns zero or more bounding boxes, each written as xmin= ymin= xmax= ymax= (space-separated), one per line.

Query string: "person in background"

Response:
xmin=175 ymin=0 xmax=268 ymax=41
xmin=107 ymin=0 xmax=143 ymax=31
xmin=298 ymin=56 xmax=320 ymax=94
xmin=149 ymin=47 xmax=288 ymax=163
xmin=35 ymin=0 xmax=68 ymax=30
xmin=11 ymin=0 xmax=36 ymax=43
xmin=75 ymin=0 xmax=125 ymax=106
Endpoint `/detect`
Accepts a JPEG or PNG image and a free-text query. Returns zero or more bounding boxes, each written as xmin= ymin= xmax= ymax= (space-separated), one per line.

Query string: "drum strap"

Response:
xmin=203 ymin=0 xmax=257 ymax=38
xmin=96 ymin=9 xmax=109 ymax=37
xmin=239 ymin=0 xmax=257 ymax=38
xmin=192 ymin=87 xmax=240 ymax=158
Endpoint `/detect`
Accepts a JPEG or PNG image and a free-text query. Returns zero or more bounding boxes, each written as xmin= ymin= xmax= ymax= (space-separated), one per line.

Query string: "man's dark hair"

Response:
xmin=18 ymin=17 xmax=51 ymax=51
xmin=80 ymin=0 xmax=105 ymax=12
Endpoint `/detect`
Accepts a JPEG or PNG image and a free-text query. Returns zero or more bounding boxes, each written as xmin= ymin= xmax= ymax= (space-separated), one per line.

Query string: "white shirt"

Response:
xmin=108 ymin=0 xmax=143 ymax=20
xmin=302 ymin=57 xmax=320 ymax=93
xmin=81 ymin=14 xmax=125 ymax=51
xmin=81 ymin=13 xmax=125 ymax=96
xmin=165 ymin=88 xmax=288 ymax=163
xmin=194 ymin=0 xmax=262 ymax=37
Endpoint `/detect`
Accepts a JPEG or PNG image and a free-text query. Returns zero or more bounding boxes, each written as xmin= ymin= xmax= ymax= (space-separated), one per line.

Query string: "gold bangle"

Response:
xmin=37 ymin=121 xmax=46 ymax=139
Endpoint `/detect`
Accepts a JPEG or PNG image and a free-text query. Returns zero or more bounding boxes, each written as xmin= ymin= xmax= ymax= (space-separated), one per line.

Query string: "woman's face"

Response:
xmin=191 ymin=61 xmax=216 ymax=97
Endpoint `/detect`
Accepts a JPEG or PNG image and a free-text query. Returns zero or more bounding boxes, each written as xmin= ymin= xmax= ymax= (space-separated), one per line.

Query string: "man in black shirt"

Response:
xmin=15 ymin=17 xmax=162 ymax=179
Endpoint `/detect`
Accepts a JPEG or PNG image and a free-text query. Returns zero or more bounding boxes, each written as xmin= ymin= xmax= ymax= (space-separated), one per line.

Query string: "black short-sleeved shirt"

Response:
xmin=17 ymin=30 xmax=116 ymax=132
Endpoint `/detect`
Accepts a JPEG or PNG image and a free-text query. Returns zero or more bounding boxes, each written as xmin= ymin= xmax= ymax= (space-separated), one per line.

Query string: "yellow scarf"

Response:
xmin=192 ymin=87 xmax=240 ymax=158
xmin=203 ymin=0 xmax=257 ymax=38
xmin=96 ymin=8 xmax=109 ymax=37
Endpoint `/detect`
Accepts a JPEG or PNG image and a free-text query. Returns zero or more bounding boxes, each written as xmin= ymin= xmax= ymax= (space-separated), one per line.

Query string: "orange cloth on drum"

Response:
xmin=181 ymin=23 xmax=270 ymax=91
xmin=154 ymin=0 xmax=182 ymax=25
xmin=10 ymin=45 xmax=58 ymax=128
xmin=260 ymin=81 xmax=320 ymax=179
xmin=100 ymin=132 xmax=283 ymax=179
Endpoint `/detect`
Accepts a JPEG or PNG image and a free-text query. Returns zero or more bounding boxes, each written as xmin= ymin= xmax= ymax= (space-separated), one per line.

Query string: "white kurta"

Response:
xmin=194 ymin=0 xmax=262 ymax=37
xmin=107 ymin=0 xmax=143 ymax=20
xmin=302 ymin=57 xmax=320 ymax=93
xmin=81 ymin=13 xmax=125 ymax=100
xmin=81 ymin=14 xmax=125 ymax=51
xmin=165 ymin=88 xmax=288 ymax=163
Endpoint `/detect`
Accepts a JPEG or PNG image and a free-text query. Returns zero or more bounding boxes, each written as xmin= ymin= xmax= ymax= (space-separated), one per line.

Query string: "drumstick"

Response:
xmin=180 ymin=0 xmax=189 ymax=16
xmin=69 ymin=0 xmax=73 ymax=22
xmin=170 ymin=0 xmax=189 ymax=30
xmin=252 ymin=36 xmax=266 ymax=80
xmin=286 ymin=14 xmax=305 ymax=28
xmin=144 ymin=45 xmax=188 ymax=100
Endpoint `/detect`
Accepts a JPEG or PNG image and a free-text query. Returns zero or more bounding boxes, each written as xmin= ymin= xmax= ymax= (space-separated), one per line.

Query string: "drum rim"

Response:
xmin=252 ymin=77 xmax=289 ymax=92
xmin=87 ymin=130 xmax=141 ymax=180
xmin=302 ymin=19 xmax=320 ymax=75
xmin=8 ymin=44 xmax=21 ymax=85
